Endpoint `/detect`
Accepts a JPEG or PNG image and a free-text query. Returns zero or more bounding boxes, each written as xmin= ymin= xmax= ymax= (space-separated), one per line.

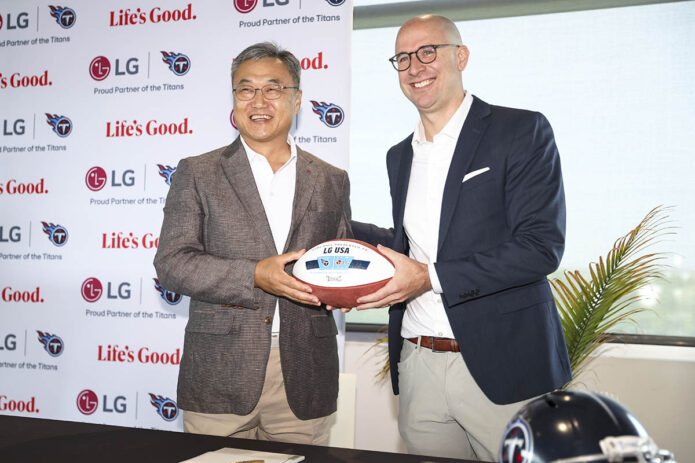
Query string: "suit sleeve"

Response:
xmin=153 ymin=157 xmax=262 ymax=308
xmin=336 ymin=171 xmax=354 ymax=240
xmin=435 ymin=112 xmax=566 ymax=307
xmin=351 ymin=221 xmax=394 ymax=247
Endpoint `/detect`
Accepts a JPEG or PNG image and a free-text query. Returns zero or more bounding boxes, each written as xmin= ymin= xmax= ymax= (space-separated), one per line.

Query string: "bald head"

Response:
xmin=393 ymin=15 xmax=469 ymax=135
xmin=396 ymin=15 xmax=462 ymax=50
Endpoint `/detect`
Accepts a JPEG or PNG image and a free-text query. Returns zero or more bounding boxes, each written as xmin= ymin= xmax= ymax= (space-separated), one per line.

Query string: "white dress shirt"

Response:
xmin=240 ymin=135 xmax=297 ymax=335
xmin=401 ymin=91 xmax=473 ymax=339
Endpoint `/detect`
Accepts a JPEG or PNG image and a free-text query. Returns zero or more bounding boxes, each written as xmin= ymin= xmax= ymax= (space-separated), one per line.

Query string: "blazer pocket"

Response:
xmin=460 ymin=172 xmax=495 ymax=191
xmin=311 ymin=314 xmax=338 ymax=337
xmin=462 ymin=167 xmax=490 ymax=183
xmin=496 ymin=280 xmax=554 ymax=314
xmin=185 ymin=308 xmax=240 ymax=335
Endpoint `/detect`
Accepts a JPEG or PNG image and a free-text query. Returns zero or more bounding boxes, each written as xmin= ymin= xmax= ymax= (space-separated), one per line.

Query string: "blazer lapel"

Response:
xmin=283 ymin=148 xmax=315 ymax=253
xmin=437 ymin=97 xmax=491 ymax=255
xmin=220 ymin=137 xmax=277 ymax=255
xmin=393 ymin=139 xmax=413 ymax=239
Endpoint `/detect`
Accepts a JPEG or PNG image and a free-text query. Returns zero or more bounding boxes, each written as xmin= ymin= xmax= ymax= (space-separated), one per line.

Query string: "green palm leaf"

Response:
xmin=551 ymin=205 xmax=673 ymax=384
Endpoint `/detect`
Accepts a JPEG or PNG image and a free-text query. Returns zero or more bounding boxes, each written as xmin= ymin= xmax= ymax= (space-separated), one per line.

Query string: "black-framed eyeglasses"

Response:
xmin=389 ymin=44 xmax=460 ymax=71
xmin=233 ymin=84 xmax=298 ymax=101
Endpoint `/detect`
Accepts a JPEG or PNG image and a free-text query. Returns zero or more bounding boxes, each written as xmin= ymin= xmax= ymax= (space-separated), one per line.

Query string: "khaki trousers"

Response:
xmin=398 ymin=338 xmax=530 ymax=461
xmin=183 ymin=347 xmax=330 ymax=445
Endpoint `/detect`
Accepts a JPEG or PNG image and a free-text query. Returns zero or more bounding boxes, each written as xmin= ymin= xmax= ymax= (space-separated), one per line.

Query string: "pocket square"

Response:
xmin=462 ymin=167 xmax=490 ymax=183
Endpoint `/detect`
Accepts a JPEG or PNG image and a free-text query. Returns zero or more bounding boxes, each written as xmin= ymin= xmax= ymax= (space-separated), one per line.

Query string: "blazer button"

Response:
xmin=264 ymin=316 xmax=272 ymax=325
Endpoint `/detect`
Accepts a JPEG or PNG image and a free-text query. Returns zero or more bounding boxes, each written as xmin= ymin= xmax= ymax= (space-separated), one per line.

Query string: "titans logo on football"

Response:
xmin=310 ymin=101 xmax=344 ymax=128
xmin=42 ymin=221 xmax=68 ymax=246
xmin=157 ymin=164 xmax=177 ymax=186
xmin=499 ymin=418 xmax=533 ymax=463
xmin=49 ymin=6 xmax=76 ymax=29
xmin=37 ymin=331 xmax=64 ymax=357
xmin=149 ymin=393 xmax=179 ymax=421
xmin=45 ymin=114 xmax=73 ymax=137
xmin=161 ymin=51 xmax=190 ymax=76
xmin=154 ymin=278 xmax=181 ymax=305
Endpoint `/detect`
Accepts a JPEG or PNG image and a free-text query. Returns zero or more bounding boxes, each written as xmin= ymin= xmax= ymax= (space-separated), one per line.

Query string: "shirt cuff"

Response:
xmin=428 ymin=263 xmax=443 ymax=294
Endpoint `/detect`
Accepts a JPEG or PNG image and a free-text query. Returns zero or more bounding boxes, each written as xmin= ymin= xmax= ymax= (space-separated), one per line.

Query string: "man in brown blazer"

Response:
xmin=154 ymin=42 xmax=351 ymax=444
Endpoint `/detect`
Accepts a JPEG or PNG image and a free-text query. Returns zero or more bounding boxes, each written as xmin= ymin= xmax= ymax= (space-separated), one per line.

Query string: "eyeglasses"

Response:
xmin=389 ymin=44 xmax=460 ymax=71
xmin=233 ymin=84 xmax=298 ymax=101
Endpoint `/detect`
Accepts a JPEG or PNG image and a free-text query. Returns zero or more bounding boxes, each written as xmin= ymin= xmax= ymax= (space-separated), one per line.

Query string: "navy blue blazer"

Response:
xmin=353 ymin=96 xmax=572 ymax=405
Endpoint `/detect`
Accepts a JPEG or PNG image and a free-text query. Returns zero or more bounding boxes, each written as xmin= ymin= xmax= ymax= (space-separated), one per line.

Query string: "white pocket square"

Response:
xmin=462 ymin=167 xmax=490 ymax=183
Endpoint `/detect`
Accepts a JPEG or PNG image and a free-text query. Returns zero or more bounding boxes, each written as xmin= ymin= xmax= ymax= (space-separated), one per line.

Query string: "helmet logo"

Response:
xmin=499 ymin=418 xmax=533 ymax=463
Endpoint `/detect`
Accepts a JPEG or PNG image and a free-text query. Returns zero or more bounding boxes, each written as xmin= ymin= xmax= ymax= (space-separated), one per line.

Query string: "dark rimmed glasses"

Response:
xmin=389 ymin=44 xmax=460 ymax=71
xmin=233 ymin=84 xmax=298 ymax=101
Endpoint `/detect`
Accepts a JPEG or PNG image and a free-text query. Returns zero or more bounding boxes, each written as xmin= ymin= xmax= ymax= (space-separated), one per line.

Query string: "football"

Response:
xmin=293 ymin=239 xmax=395 ymax=308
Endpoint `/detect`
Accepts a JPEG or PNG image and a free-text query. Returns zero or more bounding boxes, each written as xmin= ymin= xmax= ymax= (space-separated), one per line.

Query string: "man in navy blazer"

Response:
xmin=350 ymin=15 xmax=571 ymax=461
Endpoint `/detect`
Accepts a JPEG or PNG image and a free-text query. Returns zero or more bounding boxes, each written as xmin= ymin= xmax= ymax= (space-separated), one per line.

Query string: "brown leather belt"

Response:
xmin=407 ymin=336 xmax=460 ymax=353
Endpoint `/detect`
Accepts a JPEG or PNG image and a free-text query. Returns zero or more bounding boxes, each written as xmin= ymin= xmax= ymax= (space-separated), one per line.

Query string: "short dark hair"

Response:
xmin=231 ymin=42 xmax=301 ymax=87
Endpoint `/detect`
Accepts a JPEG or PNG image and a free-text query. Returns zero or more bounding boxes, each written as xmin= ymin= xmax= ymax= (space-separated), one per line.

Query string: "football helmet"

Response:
xmin=498 ymin=390 xmax=676 ymax=463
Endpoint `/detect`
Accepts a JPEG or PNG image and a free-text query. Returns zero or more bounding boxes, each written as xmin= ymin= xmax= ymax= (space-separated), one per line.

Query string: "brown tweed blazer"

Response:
xmin=153 ymin=137 xmax=352 ymax=419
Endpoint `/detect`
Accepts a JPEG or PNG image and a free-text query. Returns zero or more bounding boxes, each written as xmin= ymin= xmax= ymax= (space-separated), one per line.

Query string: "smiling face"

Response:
xmin=233 ymin=57 xmax=301 ymax=150
xmin=395 ymin=16 xmax=468 ymax=118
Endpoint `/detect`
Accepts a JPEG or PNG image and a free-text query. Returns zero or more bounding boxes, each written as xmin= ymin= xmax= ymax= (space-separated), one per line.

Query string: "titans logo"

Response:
xmin=161 ymin=51 xmax=190 ymax=76
xmin=500 ymin=419 xmax=533 ymax=463
xmin=149 ymin=393 xmax=179 ymax=421
xmin=42 ymin=221 xmax=69 ymax=246
xmin=37 ymin=331 xmax=64 ymax=357
xmin=49 ymin=6 xmax=76 ymax=28
xmin=153 ymin=278 xmax=182 ymax=305
xmin=157 ymin=164 xmax=177 ymax=186
xmin=310 ymin=101 xmax=344 ymax=128
xmin=45 ymin=114 xmax=72 ymax=137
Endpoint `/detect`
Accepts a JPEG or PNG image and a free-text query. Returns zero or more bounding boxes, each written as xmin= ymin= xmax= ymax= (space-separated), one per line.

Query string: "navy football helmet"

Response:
xmin=499 ymin=390 xmax=676 ymax=463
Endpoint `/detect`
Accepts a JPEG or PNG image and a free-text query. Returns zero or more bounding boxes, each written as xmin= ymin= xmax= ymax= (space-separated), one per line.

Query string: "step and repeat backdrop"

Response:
xmin=0 ymin=0 xmax=352 ymax=430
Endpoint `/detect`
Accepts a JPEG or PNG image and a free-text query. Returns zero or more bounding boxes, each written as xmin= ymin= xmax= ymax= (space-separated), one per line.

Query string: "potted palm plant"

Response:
xmin=551 ymin=205 xmax=671 ymax=383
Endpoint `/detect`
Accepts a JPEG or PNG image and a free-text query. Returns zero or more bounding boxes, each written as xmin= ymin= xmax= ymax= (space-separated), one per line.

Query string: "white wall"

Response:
xmin=343 ymin=333 xmax=695 ymax=459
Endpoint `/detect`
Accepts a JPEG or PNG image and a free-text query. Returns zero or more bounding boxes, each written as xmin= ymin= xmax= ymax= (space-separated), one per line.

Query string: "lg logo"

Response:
xmin=2 ymin=119 xmax=25 ymax=136
xmin=0 ymin=334 xmax=17 ymax=351
xmin=76 ymin=389 xmax=98 ymax=415
xmin=0 ymin=226 xmax=21 ymax=243
xmin=81 ymin=277 xmax=103 ymax=302
xmin=89 ymin=56 xmax=139 ymax=81
xmin=0 ymin=12 xmax=30 ymax=30
xmin=89 ymin=56 xmax=111 ymax=81
xmin=85 ymin=166 xmax=135 ymax=192
xmin=81 ymin=277 xmax=131 ymax=303
xmin=76 ymin=389 xmax=127 ymax=415
xmin=234 ymin=0 xmax=289 ymax=14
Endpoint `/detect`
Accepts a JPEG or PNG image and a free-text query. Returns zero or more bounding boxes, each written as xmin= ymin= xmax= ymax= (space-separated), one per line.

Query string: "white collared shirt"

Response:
xmin=401 ymin=91 xmax=474 ymax=339
xmin=240 ymin=135 xmax=297 ymax=334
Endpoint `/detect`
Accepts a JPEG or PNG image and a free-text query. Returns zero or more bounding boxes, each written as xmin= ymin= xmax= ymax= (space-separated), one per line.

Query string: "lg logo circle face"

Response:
xmin=76 ymin=389 xmax=98 ymax=415
xmin=85 ymin=166 xmax=107 ymax=191
xmin=89 ymin=56 xmax=111 ymax=81
xmin=81 ymin=277 xmax=103 ymax=302
xmin=234 ymin=0 xmax=257 ymax=14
